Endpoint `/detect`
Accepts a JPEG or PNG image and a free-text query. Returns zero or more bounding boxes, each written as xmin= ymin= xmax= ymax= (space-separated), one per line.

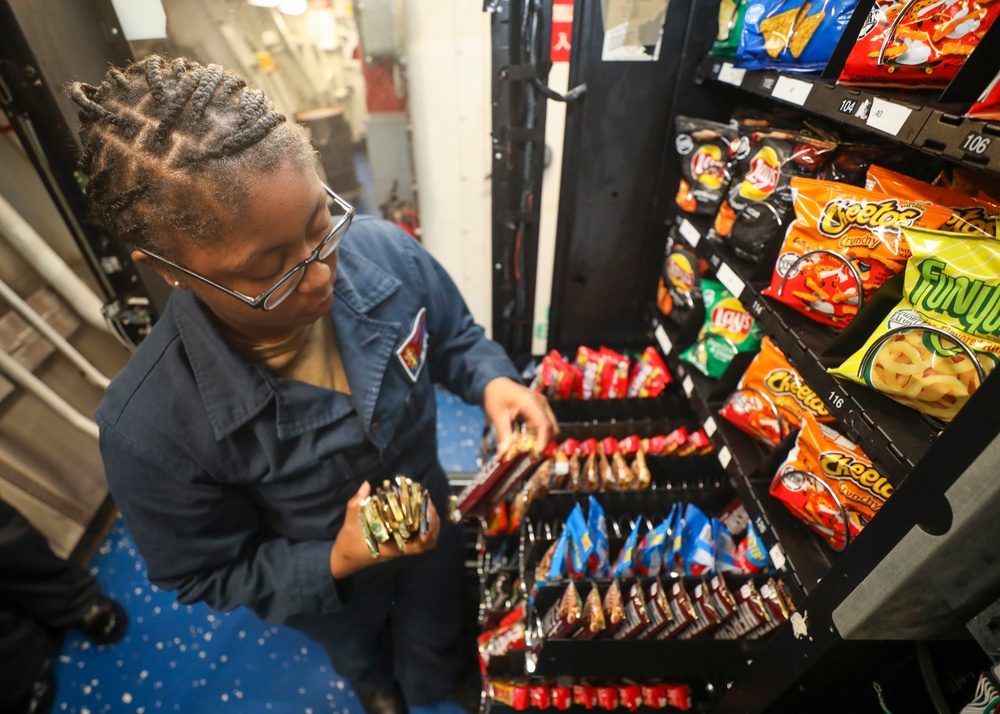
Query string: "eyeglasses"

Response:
xmin=142 ymin=183 xmax=355 ymax=311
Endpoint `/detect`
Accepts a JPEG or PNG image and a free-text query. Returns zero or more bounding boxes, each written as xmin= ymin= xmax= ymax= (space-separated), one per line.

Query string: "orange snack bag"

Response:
xmin=769 ymin=413 xmax=890 ymax=549
xmin=866 ymin=165 xmax=1000 ymax=238
xmin=762 ymin=177 xmax=953 ymax=328
xmin=719 ymin=337 xmax=834 ymax=447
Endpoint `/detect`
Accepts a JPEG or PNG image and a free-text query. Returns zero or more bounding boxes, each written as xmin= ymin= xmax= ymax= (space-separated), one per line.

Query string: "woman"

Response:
xmin=70 ymin=55 xmax=557 ymax=714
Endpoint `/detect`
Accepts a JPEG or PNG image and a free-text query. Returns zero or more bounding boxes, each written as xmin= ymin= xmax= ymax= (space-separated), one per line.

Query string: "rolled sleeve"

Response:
xmin=294 ymin=539 xmax=340 ymax=615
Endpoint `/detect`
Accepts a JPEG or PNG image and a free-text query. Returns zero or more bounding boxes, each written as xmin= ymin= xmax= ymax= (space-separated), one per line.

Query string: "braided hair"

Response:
xmin=67 ymin=55 xmax=313 ymax=256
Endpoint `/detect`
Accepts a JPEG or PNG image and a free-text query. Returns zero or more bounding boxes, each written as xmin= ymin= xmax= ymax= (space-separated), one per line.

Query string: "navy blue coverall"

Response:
xmin=96 ymin=217 xmax=522 ymax=704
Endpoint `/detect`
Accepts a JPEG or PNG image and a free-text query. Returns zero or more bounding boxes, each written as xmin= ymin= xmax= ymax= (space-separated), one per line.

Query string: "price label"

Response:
xmin=716 ymin=262 xmax=745 ymax=299
xmin=771 ymin=76 xmax=812 ymax=106
xmin=679 ymin=218 xmax=701 ymax=248
xmin=682 ymin=375 xmax=694 ymax=397
xmin=748 ymin=298 xmax=765 ymax=318
xmin=704 ymin=416 xmax=717 ymax=437
xmin=718 ymin=445 xmax=732 ymax=469
xmin=654 ymin=323 xmax=673 ymax=356
xmin=837 ymin=97 xmax=858 ymax=116
xmin=960 ymin=130 xmax=993 ymax=156
xmin=866 ymin=98 xmax=912 ymax=136
xmin=769 ymin=543 xmax=787 ymax=571
xmin=718 ymin=62 xmax=747 ymax=87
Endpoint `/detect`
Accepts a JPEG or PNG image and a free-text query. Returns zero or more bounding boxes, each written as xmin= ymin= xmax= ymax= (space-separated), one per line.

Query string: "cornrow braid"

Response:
xmin=65 ymin=54 xmax=312 ymax=256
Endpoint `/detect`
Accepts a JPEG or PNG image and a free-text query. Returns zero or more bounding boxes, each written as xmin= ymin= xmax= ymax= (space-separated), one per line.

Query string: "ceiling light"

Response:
xmin=279 ymin=0 xmax=308 ymax=15
xmin=247 ymin=0 xmax=282 ymax=7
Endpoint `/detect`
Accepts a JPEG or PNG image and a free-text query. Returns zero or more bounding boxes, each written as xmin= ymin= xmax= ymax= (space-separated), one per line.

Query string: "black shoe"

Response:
xmin=75 ymin=596 xmax=128 ymax=645
xmin=356 ymin=685 xmax=407 ymax=714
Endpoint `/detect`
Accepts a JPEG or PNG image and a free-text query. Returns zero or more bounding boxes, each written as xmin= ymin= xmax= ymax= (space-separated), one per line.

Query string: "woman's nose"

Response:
xmin=298 ymin=255 xmax=334 ymax=293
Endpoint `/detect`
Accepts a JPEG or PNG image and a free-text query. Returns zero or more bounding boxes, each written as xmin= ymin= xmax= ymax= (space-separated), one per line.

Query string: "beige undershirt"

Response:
xmin=218 ymin=315 xmax=351 ymax=394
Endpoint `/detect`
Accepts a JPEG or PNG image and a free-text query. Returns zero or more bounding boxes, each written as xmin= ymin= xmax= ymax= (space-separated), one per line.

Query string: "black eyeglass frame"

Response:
xmin=141 ymin=183 xmax=355 ymax=311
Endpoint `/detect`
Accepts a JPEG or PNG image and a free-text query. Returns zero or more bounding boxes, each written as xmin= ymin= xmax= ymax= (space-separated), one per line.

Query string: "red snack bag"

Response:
xmin=601 ymin=437 xmax=620 ymax=456
xmin=559 ymin=438 xmax=582 ymax=456
xmin=491 ymin=681 xmax=530 ymax=710
xmin=550 ymin=350 xmax=584 ymax=400
xmin=627 ymin=346 xmax=673 ymax=398
xmin=576 ymin=346 xmax=604 ymax=399
xmin=580 ymin=438 xmax=599 ymax=457
xmin=618 ymin=684 xmax=643 ymax=712
xmin=599 ymin=347 xmax=630 ymax=399
xmin=551 ymin=687 xmax=572 ymax=710
xmin=641 ymin=684 xmax=669 ymax=709
xmin=486 ymin=502 xmax=509 ymax=535
xmin=677 ymin=429 xmax=713 ymax=456
xmin=839 ymin=0 xmax=1000 ymax=88
xmin=529 ymin=684 xmax=551 ymax=709
xmin=643 ymin=435 xmax=669 ymax=455
xmin=619 ymin=435 xmax=642 ymax=455
xmin=666 ymin=684 xmax=692 ymax=711
xmin=597 ymin=686 xmax=619 ymax=711
xmin=660 ymin=428 xmax=689 ymax=456
xmin=573 ymin=684 xmax=598 ymax=709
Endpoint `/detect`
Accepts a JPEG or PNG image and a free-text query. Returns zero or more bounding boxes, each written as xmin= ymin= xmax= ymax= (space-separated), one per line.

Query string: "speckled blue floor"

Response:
xmin=54 ymin=387 xmax=484 ymax=714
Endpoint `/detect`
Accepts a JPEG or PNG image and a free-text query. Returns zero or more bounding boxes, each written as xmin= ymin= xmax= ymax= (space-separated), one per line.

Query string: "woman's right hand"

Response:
xmin=329 ymin=481 xmax=441 ymax=579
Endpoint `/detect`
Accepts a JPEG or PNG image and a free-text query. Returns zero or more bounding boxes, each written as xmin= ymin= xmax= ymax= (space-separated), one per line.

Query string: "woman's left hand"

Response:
xmin=483 ymin=376 xmax=559 ymax=454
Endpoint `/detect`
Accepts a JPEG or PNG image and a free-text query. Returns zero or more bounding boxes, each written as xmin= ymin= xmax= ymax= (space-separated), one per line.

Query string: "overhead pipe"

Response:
xmin=0 ymin=192 xmax=108 ymax=333
xmin=0 ymin=277 xmax=110 ymax=389
xmin=0 ymin=347 xmax=99 ymax=440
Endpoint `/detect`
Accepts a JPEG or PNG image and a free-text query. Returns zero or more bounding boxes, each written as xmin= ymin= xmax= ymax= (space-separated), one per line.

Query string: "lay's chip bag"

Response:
xmin=681 ymin=279 xmax=763 ymax=378
xmin=737 ymin=0 xmax=858 ymax=71
xmin=762 ymin=177 xmax=953 ymax=328
xmin=675 ymin=117 xmax=737 ymax=216
xmin=830 ymin=226 xmax=1000 ymax=422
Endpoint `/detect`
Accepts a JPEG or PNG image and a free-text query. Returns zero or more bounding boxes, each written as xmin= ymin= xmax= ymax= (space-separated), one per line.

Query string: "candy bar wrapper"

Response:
xmin=542 ymin=581 xmax=583 ymax=639
xmin=598 ymin=452 xmax=616 ymax=490
xmin=710 ymin=574 xmax=739 ymax=623
xmin=486 ymin=502 xmax=510 ymax=536
xmin=639 ymin=578 xmax=675 ymax=639
xmin=566 ymin=504 xmax=595 ymax=578
xmin=642 ymin=683 xmax=693 ymax=711
xmin=599 ymin=347 xmax=631 ymax=399
xmin=618 ymin=684 xmax=643 ymax=712
xmin=636 ymin=518 xmax=671 ymax=577
xmin=529 ymin=684 xmax=551 ymax=710
xmin=719 ymin=499 xmax=750 ymax=540
xmin=574 ymin=684 xmax=598 ymax=709
xmin=508 ymin=485 xmax=531 ymax=534
xmin=574 ymin=583 xmax=607 ymax=640
xmin=576 ymin=346 xmax=604 ymax=399
xmin=612 ymin=519 xmax=641 ymax=578
xmin=715 ymin=579 xmax=769 ymax=640
xmin=529 ymin=459 xmax=555 ymax=498
xmin=682 ymin=504 xmax=716 ymax=576
xmin=677 ymin=428 xmax=713 ymax=456
xmin=661 ymin=428 xmax=688 ymax=456
xmin=491 ymin=680 xmax=530 ymax=710
xmin=735 ymin=519 xmax=770 ymax=573
xmin=627 ymin=346 xmax=673 ymax=398
xmin=452 ymin=433 xmax=538 ymax=521
xmin=552 ymin=452 xmax=571 ymax=490
xmin=597 ymin=686 xmax=620 ymax=711
xmin=630 ymin=449 xmax=652 ymax=490
xmin=715 ymin=520 xmax=742 ymax=574
xmin=552 ymin=686 xmax=573 ymax=710
xmin=612 ymin=579 xmax=651 ymax=640
xmin=586 ymin=496 xmax=610 ymax=577
xmin=666 ymin=684 xmax=693 ymax=711
xmin=603 ymin=578 xmax=627 ymax=639
xmin=677 ymin=581 xmax=721 ymax=639
xmin=748 ymin=578 xmax=791 ymax=639
xmin=657 ymin=579 xmax=698 ymax=639
xmin=641 ymin=684 xmax=669 ymax=709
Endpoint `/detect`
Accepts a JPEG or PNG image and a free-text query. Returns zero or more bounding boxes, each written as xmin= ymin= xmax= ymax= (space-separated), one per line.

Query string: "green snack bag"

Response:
xmin=712 ymin=0 xmax=749 ymax=59
xmin=680 ymin=279 xmax=762 ymax=378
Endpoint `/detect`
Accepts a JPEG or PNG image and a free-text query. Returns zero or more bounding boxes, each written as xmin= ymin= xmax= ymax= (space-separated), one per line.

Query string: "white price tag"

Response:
xmin=654 ymin=323 xmax=673 ymax=356
xmin=769 ymin=543 xmax=787 ymax=571
xmin=718 ymin=445 xmax=732 ymax=469
xmin=718 ymin=62 xmax=747 ymax=87
xmin=771 ymin=76 xmax=813 ymax=106
xmin=716 ymin=262 xmax=745 ymax=299
xmin=679 ymin=218 xmax=701 ymax=248
xmin=704 ymin=416 xmax=717 ymax=437
xmin=682 ymin=375 xmax=694 ymax=397
xmin=866 ymin=98 xmax=912 ymax=136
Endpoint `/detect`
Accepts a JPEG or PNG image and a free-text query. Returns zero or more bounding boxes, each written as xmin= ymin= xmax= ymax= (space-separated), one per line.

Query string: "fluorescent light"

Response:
xmin=279 ymin=0 xmax=307 ymax=14
xmin=248 ymin=0 xmax=281 ymax=6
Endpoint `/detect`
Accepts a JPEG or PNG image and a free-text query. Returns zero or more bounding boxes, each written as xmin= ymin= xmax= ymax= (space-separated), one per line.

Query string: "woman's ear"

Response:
xmin=132 ymin=250 xmax=181 ymax=288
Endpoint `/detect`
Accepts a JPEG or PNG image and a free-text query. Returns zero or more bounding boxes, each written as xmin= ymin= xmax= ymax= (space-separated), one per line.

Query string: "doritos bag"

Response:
xmin=838 ymin=0 xmax=1000 ymax=88
xmin=719 ymin=336 xmax=834 ymax=447
xmin=736 ymin=0 xmax=858 ymax=71
xmin=866 ymin=164 xmax=1000 ymax=238
xmin=681 ymin=279 xmax=763 ymax=377
xmin=830 ymin=226 xmax=1000 ymax=422
xmin=675 ymin=117 xmax=737 ymax=216
xmin=769 ymin=413 xmax=888 ymax=549
xmin=713 ymin=131 xmax=836 ymax=261
xmin=762 ymin=177 xmax=953 ymax=328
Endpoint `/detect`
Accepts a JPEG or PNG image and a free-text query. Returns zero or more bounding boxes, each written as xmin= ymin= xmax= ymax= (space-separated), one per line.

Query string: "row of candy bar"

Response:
xmin=358 ymin=477 xmax=431 ymax=557
xmin=534 ymin=499 xmax=770 ymax=588
xmin=489 ymin=680 xmax=692 ymax=712
xmin=451 ymin=431 xmax=539 ymax=523
xmin=540 ymin=575 xmax=793 ymax=643
xmin=477 ymin=605 xmax=527 ymax=674
xmin=531 ymin=346 xmax=672 ymax=400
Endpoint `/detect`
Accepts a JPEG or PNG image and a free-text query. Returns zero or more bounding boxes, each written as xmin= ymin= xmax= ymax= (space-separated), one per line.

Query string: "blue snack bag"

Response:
xmin=586 ymin=496 xmax=610 ymax=577
xmin=547 ymin=528 xmax=571 ymax=582
xmin=664 ymin=504 xmax=685 ymax=574
xmin=736 ymin=0 xmax=857 ymax=72
xmin=566 ymin=503 xmax=594 ymax=578
xmin=612 ymin=519 xmax=641 ymax=578
xmin=735 ymin=519 xmax=771 ymax=573
xmin=715 ymin=520 xmax=743 ymax=574
xmin=682 ymin=504 xmax=716 ymax=576
xmin=636 ymin=519 xmax=671 ymax=577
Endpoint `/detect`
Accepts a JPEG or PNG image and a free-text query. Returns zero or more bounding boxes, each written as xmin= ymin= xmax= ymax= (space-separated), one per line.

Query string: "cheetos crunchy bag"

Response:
xmin=762 ymin=177 xmax=952 ymax=328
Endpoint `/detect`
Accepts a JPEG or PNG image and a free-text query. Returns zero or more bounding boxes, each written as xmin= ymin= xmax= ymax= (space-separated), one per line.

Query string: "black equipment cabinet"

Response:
xmin=487 ymin=0 xmax=1000 ymax=711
